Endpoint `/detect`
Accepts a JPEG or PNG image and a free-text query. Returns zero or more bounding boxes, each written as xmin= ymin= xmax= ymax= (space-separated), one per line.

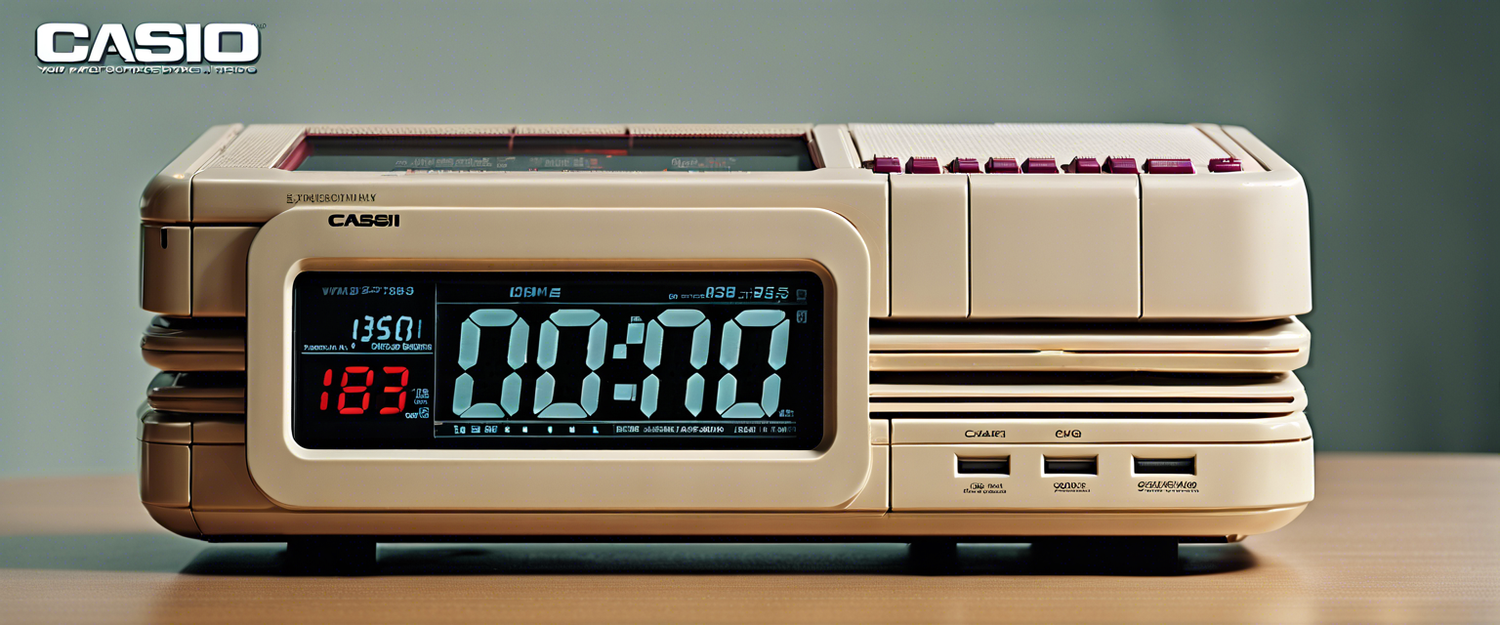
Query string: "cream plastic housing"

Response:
xmin=1136 ymin=126 xmax=1312 ymax=318
xmin=850 ymin=122 xmax=1310 ymax=320
xmin=244 ymin=206 xmax=872 ymax=511
xmin=138 ymin=408 xmax=1311 ymax=539
xmin=137 ymin=122 xmax=1316 ymax=543
xmin=140 ymin=123 xmax=1311 ymax=321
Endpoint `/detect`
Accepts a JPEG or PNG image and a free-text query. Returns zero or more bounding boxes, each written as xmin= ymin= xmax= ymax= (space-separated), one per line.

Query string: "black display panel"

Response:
xmin=292 ymin=136 xmax=815 ymax=172
xmin=292 ymin=271 xmax=826 ymax=449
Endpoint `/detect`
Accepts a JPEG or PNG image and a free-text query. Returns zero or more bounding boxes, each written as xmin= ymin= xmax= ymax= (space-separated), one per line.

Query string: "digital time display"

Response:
xmin=291 ymin=271 xmax=826 ymax=449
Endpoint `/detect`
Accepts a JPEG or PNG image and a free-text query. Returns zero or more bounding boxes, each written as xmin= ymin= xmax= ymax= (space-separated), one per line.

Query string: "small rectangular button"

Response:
xmin=1144 ymin=158 xmax=1195 ymax=174
xmin=870 ymin=156 xmax=902 ymax=173
xmin=905 ymin=157 xmax=943 ymax=174
xmin=1134 ymin=457 xmax=1196 ymax=474
xmin=1207 ymin=157 xmax=1243 ymax=172
xmin=1103 ymin=156 xmax=1139 ymax=174
xmin=1022 ymin=157 xmax=1059 ymax=173
xmin=1069 ymin=157 xmax=1101 ymax=173
xmin=957 ymin=457 xmax=1010 ymax=475
xmin=985 ymin=157 xmax=1020 ymax=173
xmin=948 ymin=157 xmax=982 ymax=174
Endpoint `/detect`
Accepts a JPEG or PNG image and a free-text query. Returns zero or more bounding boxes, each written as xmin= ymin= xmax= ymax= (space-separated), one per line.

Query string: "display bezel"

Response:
xmin=244 ymin=206 xmax=872 ymax=511
xmin=289 ymin=267 xmax=833 ymax=451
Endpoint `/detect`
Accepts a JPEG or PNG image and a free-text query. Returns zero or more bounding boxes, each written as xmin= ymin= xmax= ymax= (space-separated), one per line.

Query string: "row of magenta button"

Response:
xmin=869 ymin=156 xmax=1243 ymax=174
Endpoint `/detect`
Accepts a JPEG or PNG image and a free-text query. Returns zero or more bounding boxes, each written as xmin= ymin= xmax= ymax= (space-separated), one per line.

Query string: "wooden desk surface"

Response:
xmin=1 ymin=453 xmax=1496 ymax=624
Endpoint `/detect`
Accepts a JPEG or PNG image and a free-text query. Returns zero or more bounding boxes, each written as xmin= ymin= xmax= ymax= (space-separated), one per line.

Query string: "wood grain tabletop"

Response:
xmin=0 ymin=453 xmax=1496 ymax=624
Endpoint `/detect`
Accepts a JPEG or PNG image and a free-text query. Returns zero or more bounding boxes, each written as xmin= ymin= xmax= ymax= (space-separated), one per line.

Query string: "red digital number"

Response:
xmin=380 ymin=366 xmax=409 ymax=415
xmin=320 ymin=365 xmax=407 ymax=415
xmin=319 ymin=368 xmax=333 ymax=410
xmin=337 ymin=366 xmax=374 ymax=415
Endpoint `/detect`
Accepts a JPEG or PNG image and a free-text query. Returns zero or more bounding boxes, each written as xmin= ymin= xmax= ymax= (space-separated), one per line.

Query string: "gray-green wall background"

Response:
xmin=2 ymin=0 xmax=1495 ymax=476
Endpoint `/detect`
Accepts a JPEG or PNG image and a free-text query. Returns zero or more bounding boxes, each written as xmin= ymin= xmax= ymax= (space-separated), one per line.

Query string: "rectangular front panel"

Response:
xmin=191 ymin=227 xmax=257 ymax=316
xmin=969 ymin=175 xmax=1139 ymax=318
xmin=889 ymin=175 xmax=968 ymax=317
xmin=139 ymin=441 xmax=190 ymax=507
xmin=1141 ymin=172 xmax=1312 ymax=319
xmin=890 ymin=440 xmax=1314 ymax=510
xmin=140 ymin=225 xmax=191 ymax=315
xmin=293 ymin=271 xmax=826 ymax=450
xmin=191 ymin=444 xmax=276 ymax=511
xmin=244 ymin=206 xmax=872 ymax=510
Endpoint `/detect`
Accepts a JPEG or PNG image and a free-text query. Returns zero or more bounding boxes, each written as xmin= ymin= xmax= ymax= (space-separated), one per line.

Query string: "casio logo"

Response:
xmin=36 ymin=23 xmax=259 ymax=64
xmin=329 ymin=214 xmax=401 ymax=228
xmin=964 ymin=429 xmax=1006 ymax=438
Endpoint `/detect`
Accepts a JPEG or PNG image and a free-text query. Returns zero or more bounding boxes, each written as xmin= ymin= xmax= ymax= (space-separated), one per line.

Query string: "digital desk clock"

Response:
xmin=137 ymin=124 xmax=1313 ymax=562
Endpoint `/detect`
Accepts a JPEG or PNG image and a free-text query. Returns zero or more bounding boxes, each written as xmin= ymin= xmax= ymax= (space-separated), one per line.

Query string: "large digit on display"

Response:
xmin=641 ymin=309 xmax=710 ymax=417
xmin=337 ymin=366 xmax=374 ymax=415
xmin=534 ymin=310 xmax=607 ymax=418
xmin=379 ymin=366 xmax=410 ymax=415
xmin=451 ymin=309 xmax=529 ymax=418
xmin=715 ymin=310 xmax=791 ymax=418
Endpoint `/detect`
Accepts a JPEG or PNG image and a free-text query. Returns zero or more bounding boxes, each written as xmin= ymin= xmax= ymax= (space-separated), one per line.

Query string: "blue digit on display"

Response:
xmin=534 ymin=309 xmax=607 ymax=418
xmin=451 ymin=309 xmax=528 ymax=418
xmin=715 ymin=309 xmax=790 ymax=419
xmin=641 ymin=309 xmax=710 ymax=417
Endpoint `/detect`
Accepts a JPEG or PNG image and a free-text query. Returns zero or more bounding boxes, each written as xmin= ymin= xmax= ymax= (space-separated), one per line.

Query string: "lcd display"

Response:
xmin=292 ymin=271 xmax=826 ymax=449
xmin=290 ymin=136 xmax=815 ymax=172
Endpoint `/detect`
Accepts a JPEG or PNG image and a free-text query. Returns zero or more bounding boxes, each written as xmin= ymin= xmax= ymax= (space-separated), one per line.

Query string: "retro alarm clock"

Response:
xmin=138 ymin=123 xmax=1313 ymax=563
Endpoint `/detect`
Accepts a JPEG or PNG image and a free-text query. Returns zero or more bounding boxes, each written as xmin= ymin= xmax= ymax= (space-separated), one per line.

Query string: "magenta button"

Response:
xmin=948 ymin=158 xmax=982 ymax=174
xmin=1070 ymin=157 xmax=1101 ymax=173
xmin=985 ymin=157 xmax=1020 ymax=173
xmin=1144 ymin=158 xmax=1195 ymax=174
xmin=1022 ymin=157 xmax=1059 ymax=174
xmin=870 ymin=156 xmax=902 ymax=173
xmin=1208 ymin=157 xmax=1243 ymax=172
xmin=906 ymin=157 xmax=943 ymax=174
xmin=1104 ymin=157 xmax=1139 ymax=174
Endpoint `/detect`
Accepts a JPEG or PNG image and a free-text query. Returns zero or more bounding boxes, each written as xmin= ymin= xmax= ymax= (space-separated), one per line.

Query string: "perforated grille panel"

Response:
xmin=203 ymin=125 xmax=304 ymax=168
